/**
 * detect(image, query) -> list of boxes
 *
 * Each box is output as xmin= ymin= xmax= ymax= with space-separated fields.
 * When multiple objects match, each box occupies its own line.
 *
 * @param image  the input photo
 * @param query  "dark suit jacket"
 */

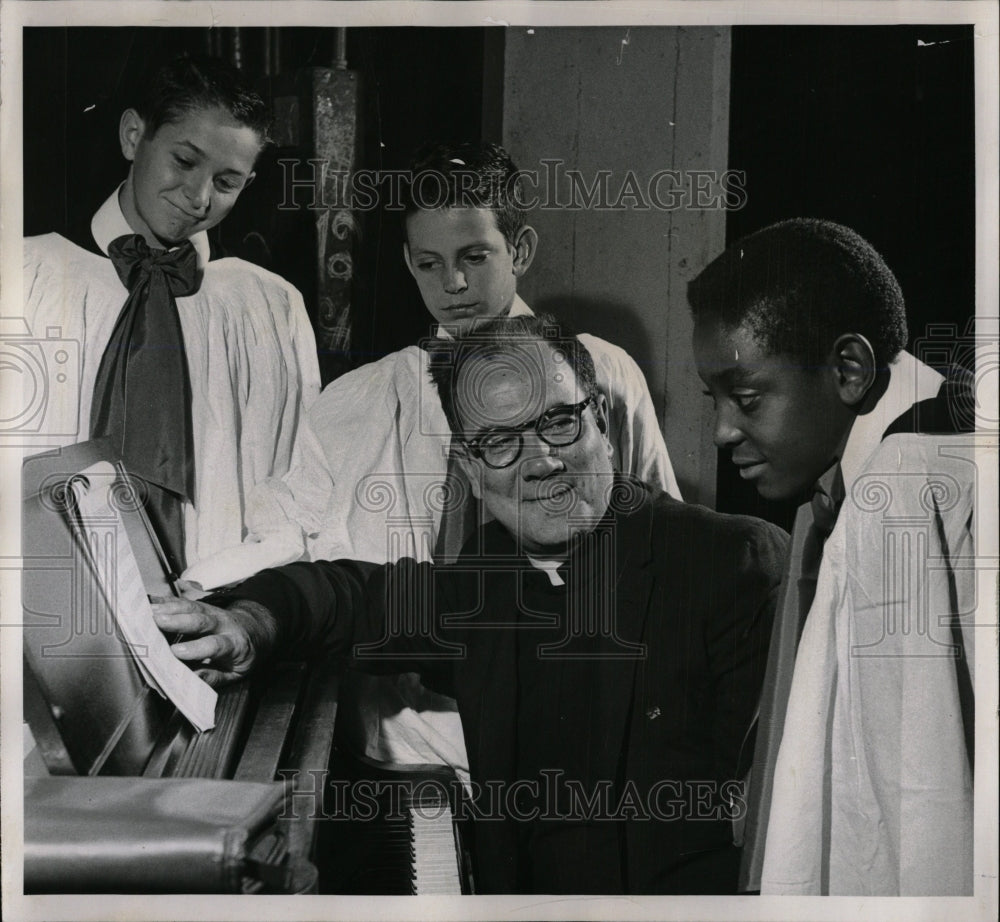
xmin=232 ymin=487 xmax=788 ymax=893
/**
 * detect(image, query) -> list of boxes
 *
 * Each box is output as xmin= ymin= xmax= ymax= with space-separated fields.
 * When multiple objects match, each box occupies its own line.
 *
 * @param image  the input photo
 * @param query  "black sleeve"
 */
xmin=221 ymin=557 xmax=449 ymax=665
xmin=706 ymin=519 xmax=789 ymax=780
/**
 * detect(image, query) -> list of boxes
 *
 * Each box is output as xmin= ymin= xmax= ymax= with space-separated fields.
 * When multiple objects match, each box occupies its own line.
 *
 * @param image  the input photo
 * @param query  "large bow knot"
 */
xmin=108 ymin=234 xmax=202 ymax=298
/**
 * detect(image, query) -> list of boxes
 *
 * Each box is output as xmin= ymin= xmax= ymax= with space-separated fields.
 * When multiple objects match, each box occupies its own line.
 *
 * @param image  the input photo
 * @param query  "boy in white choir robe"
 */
xmin=690 ymin=218 xmax=976 ymax=895
xmin=21 ymin=54 xmax=320 ymax=587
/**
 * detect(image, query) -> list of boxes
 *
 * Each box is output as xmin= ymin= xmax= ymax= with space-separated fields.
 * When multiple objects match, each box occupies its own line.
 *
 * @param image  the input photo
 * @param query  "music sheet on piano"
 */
xmin=68 ymin=462 xmax=217 ymax=732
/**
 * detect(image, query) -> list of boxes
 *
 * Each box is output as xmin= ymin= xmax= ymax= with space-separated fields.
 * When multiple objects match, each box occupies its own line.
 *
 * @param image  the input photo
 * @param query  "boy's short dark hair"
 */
xmin=136 ymin=53 xmax=270 ymax=146
xmin=687 ymin=218 xmax=908 ymax=369
xmin=402 ymin=141 xmax=527 ymax=246
xmin=428 ymin=314 xmax=599 ymax=436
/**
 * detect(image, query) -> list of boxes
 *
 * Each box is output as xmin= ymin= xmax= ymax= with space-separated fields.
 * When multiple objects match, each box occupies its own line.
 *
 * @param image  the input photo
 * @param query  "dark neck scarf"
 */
xmin=89 ymin=234 xmax=202 ymax=575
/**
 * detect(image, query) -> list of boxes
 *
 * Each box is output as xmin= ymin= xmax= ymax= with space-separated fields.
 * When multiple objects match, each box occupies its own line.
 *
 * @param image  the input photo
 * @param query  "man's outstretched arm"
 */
xmin=152 ymin=557 xmax=440 ymax=685
xmin=151 ymin=558 xmax=380 ymax=684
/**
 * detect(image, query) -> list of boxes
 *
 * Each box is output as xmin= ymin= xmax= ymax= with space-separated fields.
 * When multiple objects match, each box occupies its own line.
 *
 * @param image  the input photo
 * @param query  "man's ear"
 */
xmin=119 ymin=109 xmax=146 ymax=162
xmin=511 ymin=225 xmax=538 ymax=278
xmin=592 ymin=393 xmax=612 ymax=449
xmin=831 ymin=333 xmax=877 ymax=407
xmin=455 ymin=450 xmax=482 ymax=500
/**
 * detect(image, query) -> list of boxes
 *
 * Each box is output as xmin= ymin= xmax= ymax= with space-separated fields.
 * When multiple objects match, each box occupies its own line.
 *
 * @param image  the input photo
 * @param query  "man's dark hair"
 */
xmin=135 ymin=53 xmax=270 ymax=146
xmin=428 ymin=314 xmax=599 ymax=436
xmin=687 ymin=218 xmax=908 ymax=368
xmin=402 ymin=141 xmax=527 ymax=246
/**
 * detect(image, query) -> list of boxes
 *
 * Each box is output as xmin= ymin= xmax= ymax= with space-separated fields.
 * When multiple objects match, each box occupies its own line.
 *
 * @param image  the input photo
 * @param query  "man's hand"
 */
xmin=151 ymin=597 xmax=278 ymax=688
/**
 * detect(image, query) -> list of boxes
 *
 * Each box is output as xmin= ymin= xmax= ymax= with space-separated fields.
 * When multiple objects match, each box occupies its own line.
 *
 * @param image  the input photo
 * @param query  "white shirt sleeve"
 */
xmin=578 ymin=333 xmax=681 ymax=499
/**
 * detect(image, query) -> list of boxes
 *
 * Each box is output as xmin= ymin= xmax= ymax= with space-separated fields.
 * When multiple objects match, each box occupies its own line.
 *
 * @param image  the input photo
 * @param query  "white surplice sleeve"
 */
xmin=578 ymin=333 xmax=681 ymax=500
xmin=170 ymin=258 xmax=322 ymax=590
xmin=243 ymin=346 xmax=450 ymax=571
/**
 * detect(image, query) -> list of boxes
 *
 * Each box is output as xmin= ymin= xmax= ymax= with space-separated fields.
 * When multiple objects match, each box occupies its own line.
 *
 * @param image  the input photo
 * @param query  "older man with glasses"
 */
xmin=152 ymin=314 xmax=788 ymax=895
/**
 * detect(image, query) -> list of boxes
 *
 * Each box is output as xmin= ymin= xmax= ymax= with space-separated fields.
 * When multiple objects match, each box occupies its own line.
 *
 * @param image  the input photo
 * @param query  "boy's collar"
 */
xmin=91 ymin=184 xmax=211 ymax=268
xmin=433 ymin=295 xmax=534 ymax=341
xmin=839 ymin=349 xmax=945 ymax=489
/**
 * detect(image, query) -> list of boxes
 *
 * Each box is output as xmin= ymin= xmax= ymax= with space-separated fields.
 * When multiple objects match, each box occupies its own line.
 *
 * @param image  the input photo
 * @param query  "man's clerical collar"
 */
xmin=527 ymin=557 xmax=567 ymax=587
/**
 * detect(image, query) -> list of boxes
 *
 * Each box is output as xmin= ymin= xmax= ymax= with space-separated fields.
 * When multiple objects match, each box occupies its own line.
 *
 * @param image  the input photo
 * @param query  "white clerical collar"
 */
xmin=433 ymin=294 xmax=534 ymax=341
xmin=91 ymin=184 xmax=211 ymax=268
xmin=527 ymin=556 xmax=566 ymax=587
xmin=839 ymin=349 xmax=944 ymax=490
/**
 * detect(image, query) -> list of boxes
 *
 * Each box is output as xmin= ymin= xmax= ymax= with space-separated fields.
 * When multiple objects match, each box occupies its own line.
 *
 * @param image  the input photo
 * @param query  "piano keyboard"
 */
xmin=410 ymin=792 xmax=462 ymax=894
xmin=317 ymin=750 xmax=472 ymax=894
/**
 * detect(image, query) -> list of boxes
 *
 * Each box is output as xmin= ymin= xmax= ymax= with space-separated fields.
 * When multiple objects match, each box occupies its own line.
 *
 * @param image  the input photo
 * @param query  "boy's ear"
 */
xmin=831 ymin=333 xmax=877 ymax=407
xmin=511 ymin=225 xmax=538 ymax=277
xmin=119 ymin=109 xmax=146 ymax=162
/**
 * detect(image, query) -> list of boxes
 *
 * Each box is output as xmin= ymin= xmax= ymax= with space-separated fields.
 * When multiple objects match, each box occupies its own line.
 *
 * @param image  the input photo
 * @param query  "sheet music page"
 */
xmin=68 ymin=462 xmax=217 ymax=732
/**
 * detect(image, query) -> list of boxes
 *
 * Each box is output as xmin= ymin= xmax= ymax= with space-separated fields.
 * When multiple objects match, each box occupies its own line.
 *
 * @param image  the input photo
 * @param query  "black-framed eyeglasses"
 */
xmin=463 ymin=395 xmax=595 ymax=469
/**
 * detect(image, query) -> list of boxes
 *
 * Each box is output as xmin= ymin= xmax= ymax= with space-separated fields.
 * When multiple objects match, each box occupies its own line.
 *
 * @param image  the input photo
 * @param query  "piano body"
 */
xmin=21 ymin=440 xmax=471 ymax=894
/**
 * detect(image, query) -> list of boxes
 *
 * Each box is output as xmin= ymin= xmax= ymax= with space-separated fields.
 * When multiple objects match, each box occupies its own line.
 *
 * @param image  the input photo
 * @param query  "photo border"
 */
xmin=2 ymin=3 xmax=997 ymax=921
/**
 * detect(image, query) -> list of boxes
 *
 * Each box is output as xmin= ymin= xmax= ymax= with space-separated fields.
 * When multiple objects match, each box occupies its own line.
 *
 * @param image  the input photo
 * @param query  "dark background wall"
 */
xmin=722 ymin=24 xmax=975 ymax=526
xmin=22 ymin=24 xmax=975 ymax=524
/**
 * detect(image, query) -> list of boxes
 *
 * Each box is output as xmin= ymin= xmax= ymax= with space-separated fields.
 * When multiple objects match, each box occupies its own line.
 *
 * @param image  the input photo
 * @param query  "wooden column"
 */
xmin=500 ymin=26 xmax=731 ymax=507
